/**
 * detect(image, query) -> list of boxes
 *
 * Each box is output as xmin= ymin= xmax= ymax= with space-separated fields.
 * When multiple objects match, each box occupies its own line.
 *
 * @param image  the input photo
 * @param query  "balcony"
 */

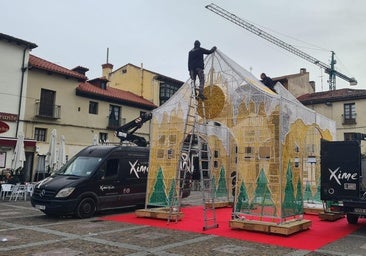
xmin=342 ymin=117 xmax=356 ymax=125
xmin=35 ymin=102 xmax=61 ymax=119
xmin=107 ymin=119 xmax=121 ymax=130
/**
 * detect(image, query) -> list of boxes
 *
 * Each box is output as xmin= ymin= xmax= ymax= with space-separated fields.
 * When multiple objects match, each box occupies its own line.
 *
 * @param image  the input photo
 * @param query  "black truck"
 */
xmin=31 ymin=113 xmax=191 ymax=218
xmin=321 ymin=139 xmax=366 ymax=224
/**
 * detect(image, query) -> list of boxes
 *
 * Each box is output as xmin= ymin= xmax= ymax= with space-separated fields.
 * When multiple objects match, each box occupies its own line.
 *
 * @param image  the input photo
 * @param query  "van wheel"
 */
xmin=75 ymin=197 xmax=96 ymax=219
xmin=346 ymin=213 xmax=359 ymax=224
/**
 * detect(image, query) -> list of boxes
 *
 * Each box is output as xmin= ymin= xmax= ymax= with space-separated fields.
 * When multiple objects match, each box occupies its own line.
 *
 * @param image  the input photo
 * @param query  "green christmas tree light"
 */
xmin=282 ymin=161 xmax=296 ymax=217
xmin=304 ymin=180 xmax=313 ymax=203
xmin=295 ymin=177 xmax=304 ymax=214
xmin=235 ymin=181 xmax=249 ymax=212
xmin=149 ymin=167 xmax=168 ymax=206
xmin=252 ymin=168 xmax=276 ymax=216
xmin=216 ymin=166 xmax=228 ymax=197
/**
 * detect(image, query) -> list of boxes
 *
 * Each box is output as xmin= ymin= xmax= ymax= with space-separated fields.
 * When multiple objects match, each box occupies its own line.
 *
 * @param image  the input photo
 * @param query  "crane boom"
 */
xmin=114 ymin=112 xmax=152 ymax=147
xmin=205 ymin=3 xmax=357 ymax=90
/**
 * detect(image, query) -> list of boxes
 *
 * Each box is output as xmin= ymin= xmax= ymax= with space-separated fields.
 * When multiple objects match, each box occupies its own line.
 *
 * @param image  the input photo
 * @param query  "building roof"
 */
xmin=273 ymin=68 xmax=308 ymax=81
xmin=76 ymin=82 xmax=157 ymax=110
xmin=297 ymin=88 xmax=366 ymax=105
xmin=29 ymin=55 xmax=87 ymax=81
xmin=155 ymin=74 xmax=184 ymax=85
xmin=114 ymin=63 xmax=184 ymax=85
xmin=0 ymin=33 xmax=38 ymax=49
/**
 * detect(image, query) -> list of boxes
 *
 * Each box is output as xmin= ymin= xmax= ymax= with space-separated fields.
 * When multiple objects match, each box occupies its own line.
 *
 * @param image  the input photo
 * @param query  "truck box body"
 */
xmin=321 ymin=140 xmax=366 ymax=224
xmin=321 ymin=140 xmax=361 ymax=201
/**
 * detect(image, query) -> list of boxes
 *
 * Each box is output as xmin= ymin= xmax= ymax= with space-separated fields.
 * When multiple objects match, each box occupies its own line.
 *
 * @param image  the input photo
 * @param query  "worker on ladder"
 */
xmin=188 ymin=40 xmax=216 ymax=100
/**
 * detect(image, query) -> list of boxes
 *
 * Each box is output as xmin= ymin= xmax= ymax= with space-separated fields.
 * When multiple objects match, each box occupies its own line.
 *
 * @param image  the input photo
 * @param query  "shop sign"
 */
xmin=0 ymin=121 xmax=9 ymax=133
xmin=0 ymin=112 xmax=18 ymax=122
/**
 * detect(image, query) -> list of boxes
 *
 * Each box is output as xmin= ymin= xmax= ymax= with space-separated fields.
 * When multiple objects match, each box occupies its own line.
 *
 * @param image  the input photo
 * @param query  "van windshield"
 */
xmin=58 ymin=156 xmax=102 ymax=177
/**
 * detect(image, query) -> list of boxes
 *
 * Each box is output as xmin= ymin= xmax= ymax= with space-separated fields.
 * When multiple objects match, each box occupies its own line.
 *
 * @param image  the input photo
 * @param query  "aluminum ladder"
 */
xmin=168 ymin=81 xmax=218 ymax=230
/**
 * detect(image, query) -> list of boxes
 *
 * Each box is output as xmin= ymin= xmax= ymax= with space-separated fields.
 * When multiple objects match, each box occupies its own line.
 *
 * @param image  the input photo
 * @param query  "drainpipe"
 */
xmin=140 ymin=63 xmax=144 ymax=97
xmin=16 ymin=47 xmax=28 ymax=137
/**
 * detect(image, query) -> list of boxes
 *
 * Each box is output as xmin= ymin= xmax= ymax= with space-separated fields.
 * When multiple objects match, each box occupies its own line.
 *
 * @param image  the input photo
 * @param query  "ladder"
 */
xmin=168 ymin=81 xmax=218 ymax=230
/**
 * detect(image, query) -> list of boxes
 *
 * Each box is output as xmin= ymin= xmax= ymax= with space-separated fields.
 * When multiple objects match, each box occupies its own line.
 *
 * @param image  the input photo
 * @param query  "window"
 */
xmin=294 ymin=157 xmax=300 ymax=168
xmin=343 ymin=103 xmax=356 ymax=124
xmin=214 ymin=150 xmax=219 ymax=158
xmin=108 ymin=105 xmax=121 ymax=129
xmin=344 ymin=132 xmax=365 ymax=141
xmin=101 ymin=81 xmax=107 ymax=90
xmin=169 ymin=134 xmax=176 ymax=144
xmin=89 ymin=101 xmax=98 ymax=114
xmin=214 ymin=161 xmax=218 ymax=168
xmin=157 ymin=149 xmax=164 ymax=158
xmin=159 ymin=135 xmax=165 ymax=144
xmin=38 ymin=89 xmax=60 ymax=118
xmin=244 ymin=146 xmax=253 ymax=158
xmin=99 ymin=133 xmax=108 ymax=144
xmin=259 ymin=147 xmax=270 ymax=159
xmin=34 ymin=128 xmax=47 ymax=141
xmin=104 ymin=159 xmax=119 ymax=178
xmin=159 ymin=83 xmax=181 ymax=105
xmin=167 ymin=149 xmax=174 ymax=159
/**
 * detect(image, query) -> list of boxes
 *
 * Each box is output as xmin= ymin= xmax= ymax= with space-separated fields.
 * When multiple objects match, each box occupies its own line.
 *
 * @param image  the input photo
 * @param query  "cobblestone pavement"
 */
xmin=1 ymin=192 xmax=366 ymax=256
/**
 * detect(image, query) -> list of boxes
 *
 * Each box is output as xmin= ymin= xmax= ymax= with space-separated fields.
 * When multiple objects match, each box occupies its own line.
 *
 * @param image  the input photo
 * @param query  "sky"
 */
xmin=1 ymin=0 xmax=365 ymax=92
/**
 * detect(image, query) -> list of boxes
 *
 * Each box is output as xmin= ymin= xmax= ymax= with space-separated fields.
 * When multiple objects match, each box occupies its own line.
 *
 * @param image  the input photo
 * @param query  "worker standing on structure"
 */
xmin=188 ymin=40 xmax=216 ymax=100
xmin=260 ymin=73 xmax=276 ymax=93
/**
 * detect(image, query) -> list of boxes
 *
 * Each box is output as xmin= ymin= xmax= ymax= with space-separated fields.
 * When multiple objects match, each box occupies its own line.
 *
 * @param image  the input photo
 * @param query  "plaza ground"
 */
xmin=1 ymin=192 xmax=366 ymax=256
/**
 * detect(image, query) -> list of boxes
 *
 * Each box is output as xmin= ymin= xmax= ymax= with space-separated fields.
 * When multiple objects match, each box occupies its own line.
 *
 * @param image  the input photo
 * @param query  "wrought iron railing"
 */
xmin=35 ymin=102 xmax=61 ymax=119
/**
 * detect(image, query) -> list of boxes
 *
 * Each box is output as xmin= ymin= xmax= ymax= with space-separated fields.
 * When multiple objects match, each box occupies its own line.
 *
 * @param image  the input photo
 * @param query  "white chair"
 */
xmin=1 ymin=184 xmax=14 ymax=200
xmin=9 ymin=184 xmax=27 ymax=201
xmin=26 ymin=183 xmax=34 ymax=197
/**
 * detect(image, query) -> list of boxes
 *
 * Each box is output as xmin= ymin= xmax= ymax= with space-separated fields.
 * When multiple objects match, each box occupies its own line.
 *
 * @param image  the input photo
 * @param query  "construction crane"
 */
xmin=205 ymin=3 xmax=357 ymax=90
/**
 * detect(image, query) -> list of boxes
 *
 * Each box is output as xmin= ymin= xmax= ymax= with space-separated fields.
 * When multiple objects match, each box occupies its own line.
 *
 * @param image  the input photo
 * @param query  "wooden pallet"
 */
xmin=304 ymin=207 xmax=323 ymax=215
xmin=229 ymin=218 xmax=312 ymax=236
xmin=135 ymin=208 xmax=183 ymax=221
xmin=205 ymin=201 xmax=232 ymax=208
xmin=318 ymin=212 xmax=344 ymax=221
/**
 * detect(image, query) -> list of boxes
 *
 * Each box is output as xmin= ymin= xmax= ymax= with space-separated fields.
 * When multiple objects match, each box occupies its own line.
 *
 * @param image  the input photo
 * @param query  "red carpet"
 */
xmin=100 ymin=206 xmax=361 ymax=251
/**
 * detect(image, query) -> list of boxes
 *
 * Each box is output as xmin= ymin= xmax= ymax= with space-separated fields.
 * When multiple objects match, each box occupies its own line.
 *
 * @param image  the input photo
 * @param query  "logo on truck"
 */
xmin=328 ymin=167 xmax=358 ymax=186
xmin=129 ymin=160 xmax=148 ymax=178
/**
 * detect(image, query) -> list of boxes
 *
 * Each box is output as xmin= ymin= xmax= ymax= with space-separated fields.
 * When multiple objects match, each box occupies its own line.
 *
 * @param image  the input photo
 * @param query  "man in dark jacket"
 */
xmin=4 ymin=172 xmax=18 ymax=184
xmin=260 ymin=73 xmax=276 ymax=93
xmin=188 ymin=40 xmax=216 ymax=100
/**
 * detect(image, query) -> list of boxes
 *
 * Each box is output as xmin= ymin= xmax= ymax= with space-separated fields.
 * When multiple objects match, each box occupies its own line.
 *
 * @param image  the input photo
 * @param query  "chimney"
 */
xmin=72 ymin=66 xmax=89 ymax=75
xmin=309 ymin=81 xmax=316 ymax=92
xmin=102 ymin=63 xmax=113 ymax=79
xmin=300 ymin=68 xmax=307 ymax=74
xmin=102 ymin=47 xmax=113 ymax=78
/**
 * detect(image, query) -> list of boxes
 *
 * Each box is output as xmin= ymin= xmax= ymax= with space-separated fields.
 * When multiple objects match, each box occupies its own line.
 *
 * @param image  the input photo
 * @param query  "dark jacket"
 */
xmin=5 ymin=175 xmax=18 ymax=184
xmin=188 ymin=47 xmax=215 ymax=71
xmin=261 ymin=76 xmax=275 ymax=92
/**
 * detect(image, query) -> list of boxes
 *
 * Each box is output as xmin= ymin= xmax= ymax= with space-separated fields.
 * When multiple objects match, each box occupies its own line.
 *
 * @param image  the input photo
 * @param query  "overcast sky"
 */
xmin=2 ymin=0 xmax=365 ymax=92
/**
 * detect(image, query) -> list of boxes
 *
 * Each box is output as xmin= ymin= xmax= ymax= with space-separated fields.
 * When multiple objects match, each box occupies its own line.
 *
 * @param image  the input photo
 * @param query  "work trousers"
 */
xmin=190 ymin=68 xmax=205 ymax=95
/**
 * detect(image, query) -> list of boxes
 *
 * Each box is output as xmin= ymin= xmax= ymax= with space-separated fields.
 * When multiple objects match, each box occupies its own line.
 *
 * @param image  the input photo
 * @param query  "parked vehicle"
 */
xmin=31 ymin=145 xmax=149 ymax=218
xmin=321 ymin=138 xmax=366 ymax=224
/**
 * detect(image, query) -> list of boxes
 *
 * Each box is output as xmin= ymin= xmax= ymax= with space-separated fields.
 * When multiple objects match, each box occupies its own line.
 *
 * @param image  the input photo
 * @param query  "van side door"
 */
xmin=116 ymin=152 xmax=149 ymax=206
xmin=97 ymin=158 xmax=120 ymax=209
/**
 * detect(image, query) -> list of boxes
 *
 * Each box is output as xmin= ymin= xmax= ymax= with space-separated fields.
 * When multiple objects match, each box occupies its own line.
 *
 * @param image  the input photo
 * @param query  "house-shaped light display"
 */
xmin=144 ymin=50 xmax=335 ymax=223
